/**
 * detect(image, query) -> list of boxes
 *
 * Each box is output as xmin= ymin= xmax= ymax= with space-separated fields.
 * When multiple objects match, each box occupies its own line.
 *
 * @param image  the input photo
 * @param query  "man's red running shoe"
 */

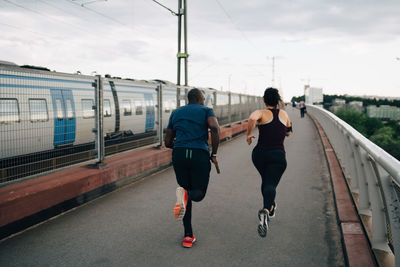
xmin=174 ymin=187 xmax=188 ymax=220
xmin=182 ymin=235 xmax=196 ymax=248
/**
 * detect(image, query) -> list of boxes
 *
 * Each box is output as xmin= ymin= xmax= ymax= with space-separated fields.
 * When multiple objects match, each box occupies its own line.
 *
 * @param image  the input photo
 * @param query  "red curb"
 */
xmin=0 ymin=147 xmax=172 ymax=228
xmin=308 ymin=114 xmax=376 ymax=267
xmin=0 ymin=121 xmax=248 ymax=234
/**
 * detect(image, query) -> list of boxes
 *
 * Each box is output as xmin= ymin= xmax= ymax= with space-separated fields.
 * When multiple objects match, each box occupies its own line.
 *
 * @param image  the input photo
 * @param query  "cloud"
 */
xmin=206 ymin=0 xmax=400 ymax=40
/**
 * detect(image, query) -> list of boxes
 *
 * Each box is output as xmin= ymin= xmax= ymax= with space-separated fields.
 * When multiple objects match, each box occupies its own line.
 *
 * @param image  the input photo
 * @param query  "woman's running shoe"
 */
xmin=258 ymin=209 xmax=269 ymax=237
xmin=174 ymin=187 xmax=188 ymax=220
xmin=182 ymin=235 xmax=196 ymax=248
xmin=269 ymin=203 xmax=277 ymax=219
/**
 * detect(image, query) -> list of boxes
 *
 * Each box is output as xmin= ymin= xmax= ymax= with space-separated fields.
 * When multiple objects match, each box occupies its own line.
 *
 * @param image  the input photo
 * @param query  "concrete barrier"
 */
xmin=309 ymin=114 xmax=376 ymax=267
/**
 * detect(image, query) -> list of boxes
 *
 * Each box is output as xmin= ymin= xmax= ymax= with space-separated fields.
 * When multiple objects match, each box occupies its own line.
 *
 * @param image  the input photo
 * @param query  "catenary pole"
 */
xmin=184 ymin=0 xmax=188 ymax=86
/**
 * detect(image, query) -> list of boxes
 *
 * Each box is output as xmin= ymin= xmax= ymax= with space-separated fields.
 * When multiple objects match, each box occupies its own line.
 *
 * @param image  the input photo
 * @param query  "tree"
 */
xmin=370 ymin=127 xmax=400 ymax=160
xmin=335 ymin=107 xmax=366 ymax=135
xmin=364 ymin=117 xmax=383 ymax=137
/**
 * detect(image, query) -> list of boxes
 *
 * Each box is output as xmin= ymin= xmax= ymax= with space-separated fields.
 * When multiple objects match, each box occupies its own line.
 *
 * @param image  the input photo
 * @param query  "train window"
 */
xmin=216 ymin=93 xmax=229 ymax=105
xmin=29 ymin=99 xmax=49 ymax=122
xmin=231 ymin=95 xmax=240 ymax=105
xmin=104 ymin=99 xmax=111 ymax=117
xmin=122 ymin=100 xmax=132 ymax=116
xmin=164 ymin=102 xmax=170 ymax=113
xmin=0 ymin=98 xmax=20 ymax=124
xmin=82 ymin=99 xmax=94 ymax=119
xmin=171 ymin=101 xmax=177 ymax=111
xmin=134 ymin=101 xmax=143 ymax=115
xmin=66 ymin=100 xmax=73 ymax=119
xmin=55 ymin=99 xmax=64 ymax=120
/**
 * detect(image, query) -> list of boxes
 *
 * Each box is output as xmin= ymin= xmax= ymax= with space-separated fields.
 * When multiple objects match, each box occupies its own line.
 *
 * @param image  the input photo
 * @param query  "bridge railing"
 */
xmin=308 ymin=105 xmax=400 ymax=266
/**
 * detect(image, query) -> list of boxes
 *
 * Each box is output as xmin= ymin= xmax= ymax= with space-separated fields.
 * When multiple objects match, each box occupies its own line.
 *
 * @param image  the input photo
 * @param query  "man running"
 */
xmin=165 ymin=88 xmax=220 ymax=248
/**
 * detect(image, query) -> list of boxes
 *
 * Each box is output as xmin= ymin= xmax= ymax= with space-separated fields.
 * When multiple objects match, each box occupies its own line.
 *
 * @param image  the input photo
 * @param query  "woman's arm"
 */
xmin=246 ymin=110 xmax=262 ymax=145
xmin=285 ymin=112 xmax=292 ymax=137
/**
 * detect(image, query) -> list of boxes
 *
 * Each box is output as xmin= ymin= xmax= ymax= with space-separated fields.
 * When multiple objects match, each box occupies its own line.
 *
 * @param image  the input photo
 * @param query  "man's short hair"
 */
xmin=188 ymin=88 xmax=203 ymax=103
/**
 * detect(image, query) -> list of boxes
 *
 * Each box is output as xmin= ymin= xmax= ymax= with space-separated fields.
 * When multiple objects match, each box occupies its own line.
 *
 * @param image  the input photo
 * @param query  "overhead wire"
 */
xmin=66 ymin=0 xmax=125 ymax=26
xmin=213 ymin=0 xmax=259 ymax=51
xmin=2 ymin=0 xmax=97 ymax=36
xmin=211 ymin=0 xmax=268 ymax=80
xmin=0 ymin=21 xmax=59 ymax=39
xmin=65 ymin=0 xmax=164 ymax=40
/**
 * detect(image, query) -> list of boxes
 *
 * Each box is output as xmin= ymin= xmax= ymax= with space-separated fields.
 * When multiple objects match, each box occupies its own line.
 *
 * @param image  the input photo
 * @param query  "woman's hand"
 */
xmin=247 ymin=135 xmax=255 ymax=145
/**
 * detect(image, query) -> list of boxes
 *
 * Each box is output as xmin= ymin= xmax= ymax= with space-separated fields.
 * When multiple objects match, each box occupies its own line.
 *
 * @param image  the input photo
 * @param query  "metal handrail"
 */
xmin=308 ymin=105 xmax=400 ymax=266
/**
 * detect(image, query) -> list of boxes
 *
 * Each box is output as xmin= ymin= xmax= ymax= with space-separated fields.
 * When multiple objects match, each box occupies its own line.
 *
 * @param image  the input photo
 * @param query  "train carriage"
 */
xmin=1 ymin=61 xmax=264 ymax=181
xmin=0 ymin=63 xmax=96 ymax=159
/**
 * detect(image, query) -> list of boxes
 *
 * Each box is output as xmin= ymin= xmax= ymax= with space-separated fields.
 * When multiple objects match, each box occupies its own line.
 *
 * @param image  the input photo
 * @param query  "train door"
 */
xmin=144 ymin=93 xmax=155 ymax=131
xmin=51 ymin=89 xmax=76 ymax=146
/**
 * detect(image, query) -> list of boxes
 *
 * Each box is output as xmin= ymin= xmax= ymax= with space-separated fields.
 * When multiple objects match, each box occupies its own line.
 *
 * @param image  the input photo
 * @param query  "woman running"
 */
xmin=246 ymin=87 xmax=292 ymax=237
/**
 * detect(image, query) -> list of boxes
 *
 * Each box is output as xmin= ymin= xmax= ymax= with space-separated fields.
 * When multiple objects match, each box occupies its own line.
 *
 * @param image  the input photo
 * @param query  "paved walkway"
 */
xmin=0 ymin=108 xmax=345 ymax=266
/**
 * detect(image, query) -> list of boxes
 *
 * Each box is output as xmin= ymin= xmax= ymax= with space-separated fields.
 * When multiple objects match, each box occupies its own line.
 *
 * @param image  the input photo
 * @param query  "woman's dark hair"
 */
xmin=263 ymin=87 xmax=282 ymax=107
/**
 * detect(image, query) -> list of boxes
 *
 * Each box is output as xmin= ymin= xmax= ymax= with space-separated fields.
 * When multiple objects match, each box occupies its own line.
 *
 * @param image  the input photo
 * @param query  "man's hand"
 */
xmin=210 ymin=156 xmax=220 ymax=174
xmin=164 ymin=129 xmax=176 ymax=148
xmin=247 ymin=135 xmax=255 ymax=145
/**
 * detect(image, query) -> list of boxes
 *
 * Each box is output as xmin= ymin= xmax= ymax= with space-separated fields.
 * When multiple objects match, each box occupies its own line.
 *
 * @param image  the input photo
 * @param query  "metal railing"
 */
xmin=1 ymin=68 xmax=264 ymax=185
xmin=308 ymin=105 xmax=400 ymax=266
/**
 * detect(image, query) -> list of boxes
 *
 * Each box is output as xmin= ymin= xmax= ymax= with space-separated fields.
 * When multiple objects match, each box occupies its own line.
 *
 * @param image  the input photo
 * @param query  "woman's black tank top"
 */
xmin=256 ymin=109 xmax=287 ymax=151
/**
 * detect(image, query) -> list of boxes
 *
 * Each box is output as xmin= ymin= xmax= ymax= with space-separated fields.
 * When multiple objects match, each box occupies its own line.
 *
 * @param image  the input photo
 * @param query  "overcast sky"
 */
xmin=1 ymin=0 xmax=400 ymax=100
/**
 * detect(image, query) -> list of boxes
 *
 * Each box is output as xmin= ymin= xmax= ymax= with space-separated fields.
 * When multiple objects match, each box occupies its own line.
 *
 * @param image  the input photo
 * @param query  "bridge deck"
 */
xmin=0 ymin=109 xmax=346 ymax=266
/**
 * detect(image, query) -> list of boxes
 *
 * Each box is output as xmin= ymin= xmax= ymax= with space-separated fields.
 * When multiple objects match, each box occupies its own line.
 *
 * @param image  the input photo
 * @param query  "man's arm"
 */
xmin=207 ymin=116 xmax=220 ymax=174
xmin=207 ymin=116 xmax=220 ymax=155
xmin=164 ymin=128 xmax=176 ymax=148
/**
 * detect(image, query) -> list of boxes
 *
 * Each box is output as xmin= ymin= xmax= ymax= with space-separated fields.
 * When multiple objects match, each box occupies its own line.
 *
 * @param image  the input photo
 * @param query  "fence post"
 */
xmin=228 ymin=92 xmax=232 ymax=124
xmin=89 ymin=75 xmax=107 ymax=168
xmin=156 ymin=84 xmax=163 ymax=148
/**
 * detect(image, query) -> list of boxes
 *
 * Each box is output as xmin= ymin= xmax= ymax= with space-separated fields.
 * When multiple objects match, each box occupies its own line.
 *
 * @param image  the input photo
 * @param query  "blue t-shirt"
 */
xmin=167 ymin=104 xmax=216 ymax=151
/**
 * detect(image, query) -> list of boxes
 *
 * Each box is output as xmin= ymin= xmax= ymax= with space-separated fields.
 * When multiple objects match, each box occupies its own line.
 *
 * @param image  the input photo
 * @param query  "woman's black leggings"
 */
xmin=252 ymin=147 xmax=287 ymax=210
xmin=172 ymin=148 xmax=211 ymax=237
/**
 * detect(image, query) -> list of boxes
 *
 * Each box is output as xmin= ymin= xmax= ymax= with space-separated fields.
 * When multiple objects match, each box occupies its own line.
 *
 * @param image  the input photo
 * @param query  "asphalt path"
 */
xmin=0 ymin=108 xmax=345 ymax=267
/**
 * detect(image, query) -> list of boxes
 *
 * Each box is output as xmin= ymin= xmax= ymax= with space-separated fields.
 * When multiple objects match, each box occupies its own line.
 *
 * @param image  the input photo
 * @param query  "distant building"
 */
xmin=348 ymin=101 xmax=364 ymax=113
xmin=330 ymin=98 xmax=346 ymax=113
xmin=305 ymin=86 xmax=323 ymax=105
xmin=333 ymin=99 xmax=346 ymax=105
xmin=366 ymin=105 xmax=400 ymax=120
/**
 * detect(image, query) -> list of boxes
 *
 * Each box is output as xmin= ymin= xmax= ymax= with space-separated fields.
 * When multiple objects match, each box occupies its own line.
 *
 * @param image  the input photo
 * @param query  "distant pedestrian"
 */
xmin=299 ymin=100 xmax=306 ymax=118
xmin=291 ymin=101 xmax=296 ymax=111
xmin=165 ymin=88 xmax=220 ymax=248
xmin=246 ymin=87 xmax=292 ymax=237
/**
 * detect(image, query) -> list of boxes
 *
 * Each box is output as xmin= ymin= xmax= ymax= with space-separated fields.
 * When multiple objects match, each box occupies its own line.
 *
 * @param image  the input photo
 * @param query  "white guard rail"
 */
xmin=308 ymin=105 xmax=400 ymax=266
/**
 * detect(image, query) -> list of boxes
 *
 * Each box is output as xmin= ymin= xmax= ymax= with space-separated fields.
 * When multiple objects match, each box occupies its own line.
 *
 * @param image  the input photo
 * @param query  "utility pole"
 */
xmin=267 ymin=56 xmax=282 ymax=87
xmin=177 ymin=0 xmax=189 ymax=86
xmin=271 ymin=56 xmax=275 ymax=87
xmin=151 ymin=0 xmax=189 ymax=86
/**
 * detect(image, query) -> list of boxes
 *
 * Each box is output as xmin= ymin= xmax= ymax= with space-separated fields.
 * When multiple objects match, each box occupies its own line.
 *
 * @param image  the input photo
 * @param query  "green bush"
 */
xmin=334 ymin=108 xmax=400 ymax=161
xmin=370 ymin=127 xmax=400 ymax=160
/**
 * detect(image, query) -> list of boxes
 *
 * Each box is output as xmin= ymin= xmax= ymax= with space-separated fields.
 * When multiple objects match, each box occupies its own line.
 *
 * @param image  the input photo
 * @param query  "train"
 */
xmin=0 ymin=60 xmax=264 ymax=164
